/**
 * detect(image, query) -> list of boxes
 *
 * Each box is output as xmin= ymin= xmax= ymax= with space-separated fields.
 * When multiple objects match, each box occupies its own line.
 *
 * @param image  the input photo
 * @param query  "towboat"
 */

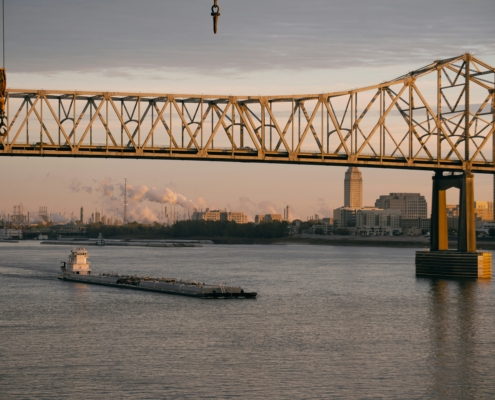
xmin=58 ymin=248 xmax=257 ymax=299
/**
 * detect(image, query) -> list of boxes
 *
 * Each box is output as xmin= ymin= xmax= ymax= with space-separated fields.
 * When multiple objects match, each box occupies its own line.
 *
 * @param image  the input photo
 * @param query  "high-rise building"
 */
xmin=375 ymin=193 xmax=427 ymax=219
xmin=344 ymin=167 xmax=363 ymax=208
xmin=80 ymin=207 xmax=84 ymax=223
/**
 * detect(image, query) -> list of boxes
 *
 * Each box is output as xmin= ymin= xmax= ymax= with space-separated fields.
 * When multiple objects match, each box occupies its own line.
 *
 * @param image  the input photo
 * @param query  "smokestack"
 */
xmin=124 ymin=177 xmax=128 ymax=224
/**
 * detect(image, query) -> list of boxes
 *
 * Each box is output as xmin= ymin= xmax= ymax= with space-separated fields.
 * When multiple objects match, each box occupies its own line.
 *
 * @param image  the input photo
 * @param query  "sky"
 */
xmin=1 ymin=0 xmax=494 ymax=222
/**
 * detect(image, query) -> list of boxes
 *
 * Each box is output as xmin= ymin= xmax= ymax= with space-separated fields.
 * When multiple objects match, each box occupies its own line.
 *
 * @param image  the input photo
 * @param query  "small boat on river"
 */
xmin=58 ymin=248 xmax=257 ymax=299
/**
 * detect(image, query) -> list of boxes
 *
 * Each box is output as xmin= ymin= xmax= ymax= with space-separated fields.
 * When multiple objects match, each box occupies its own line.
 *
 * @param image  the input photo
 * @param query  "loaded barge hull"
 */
xmin=58 ymin=247 xmax=257 ymax=299
xmin=59 ymin=274 xmax=257 ymax=299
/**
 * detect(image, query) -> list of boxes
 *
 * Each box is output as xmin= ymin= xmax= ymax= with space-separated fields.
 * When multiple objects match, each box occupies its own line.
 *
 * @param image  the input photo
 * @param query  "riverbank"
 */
xmin=9 ymin=235 xmax=495 ymax=250
xmin=40 ymin=238 xmax=213 ymax=247
xmin=213 ymin=235 xmax=495 ymax=250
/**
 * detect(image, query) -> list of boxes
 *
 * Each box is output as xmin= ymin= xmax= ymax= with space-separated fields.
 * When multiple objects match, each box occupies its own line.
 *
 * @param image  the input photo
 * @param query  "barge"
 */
xmin=58 ymin=248 xmax=257 ymax=299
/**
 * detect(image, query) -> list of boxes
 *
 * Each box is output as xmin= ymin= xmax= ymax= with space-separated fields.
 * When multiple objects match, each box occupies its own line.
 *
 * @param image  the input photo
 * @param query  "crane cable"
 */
xmin=211 ymin=0 xmax=220 ymax=34
xmin=0 ymin=0 xmax=6 ymax=137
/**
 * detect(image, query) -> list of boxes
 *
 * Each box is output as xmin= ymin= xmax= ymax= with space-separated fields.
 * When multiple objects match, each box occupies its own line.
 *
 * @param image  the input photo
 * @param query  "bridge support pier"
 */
xmin=416 ymin=171 xmax=492 ymax=278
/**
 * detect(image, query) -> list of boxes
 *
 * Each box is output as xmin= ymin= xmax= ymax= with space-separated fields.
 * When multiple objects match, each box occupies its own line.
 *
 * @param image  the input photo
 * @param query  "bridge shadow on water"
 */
xmin=416 ymin=276 xmax=491 ymax=398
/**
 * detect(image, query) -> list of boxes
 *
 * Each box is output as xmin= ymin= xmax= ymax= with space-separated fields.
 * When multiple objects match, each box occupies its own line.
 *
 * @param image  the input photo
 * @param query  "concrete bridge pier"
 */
xmin=416 ymin=171 xmax=492 ymax=278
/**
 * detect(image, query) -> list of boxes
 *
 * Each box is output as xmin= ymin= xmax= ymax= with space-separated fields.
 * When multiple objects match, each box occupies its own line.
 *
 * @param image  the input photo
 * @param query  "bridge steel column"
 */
xmin=430 ymin=172 xmax=476 ymax=252
xmin=418 ymin=171 xmax=491 ymax=278
xmin=430 ymin=171 xmax=448 ymax=251
xmin=458 ymin=172 xmax=476 ymax=253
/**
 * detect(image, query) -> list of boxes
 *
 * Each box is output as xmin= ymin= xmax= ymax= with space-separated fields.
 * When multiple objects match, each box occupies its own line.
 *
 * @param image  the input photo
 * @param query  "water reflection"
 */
xmin=70 ymin=282 xmax=90 ymax=300
xmin=424 ymin=278 xmax=480 ymax=398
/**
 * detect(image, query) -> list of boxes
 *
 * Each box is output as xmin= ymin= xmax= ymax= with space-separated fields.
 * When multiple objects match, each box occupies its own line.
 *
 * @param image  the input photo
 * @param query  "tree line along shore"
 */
xmin=81 ymin=220 xmax=495 ymax=250
xmin=85 ymin=220 xmax=290 ymax=240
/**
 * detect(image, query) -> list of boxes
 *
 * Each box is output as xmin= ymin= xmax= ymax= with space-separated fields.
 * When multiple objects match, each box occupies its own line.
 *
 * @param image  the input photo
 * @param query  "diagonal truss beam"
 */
xmin=1 ymin=54 xmax=494 ymax=173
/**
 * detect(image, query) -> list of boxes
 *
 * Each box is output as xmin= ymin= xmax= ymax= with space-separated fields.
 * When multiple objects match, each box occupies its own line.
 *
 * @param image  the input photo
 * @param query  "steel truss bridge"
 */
xmin=0 ymin=54 xmax=494 ymax=173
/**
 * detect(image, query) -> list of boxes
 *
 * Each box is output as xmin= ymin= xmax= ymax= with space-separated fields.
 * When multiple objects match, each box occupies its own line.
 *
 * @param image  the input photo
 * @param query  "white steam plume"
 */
xmin=119 ymin=183 xmax=198 ymax=212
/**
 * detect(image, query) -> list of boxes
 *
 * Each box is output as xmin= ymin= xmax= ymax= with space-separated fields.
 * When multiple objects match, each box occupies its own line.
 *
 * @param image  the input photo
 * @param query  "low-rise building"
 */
xmin=191 ymin=209 xmax=221 ymax=221
xmin=0 ymin=228 xmax=23 ymax=239
xmin=333 ymin=207 xmax=358 ymax=228
xmin=355 ymin=208 xmax=401 ymax=236
xmin=446 ymin=204 xmax=459 ymax=217
xmin=310 ymin=224 xmax=334 ymax=235
xmin=474 ymin=201 xmax=494 ymax=221
xmin=375 ymin=193 xmax=427 ymax=219
xmin=478 ymin=220 xmax=495 ymax=232
xmin=401 ymin=218 xmax=431 ymax=230
xmin=51 ymin=224 xmax=87 ymax=236
xmin=191 ymin=209 xmax=248 ymax=224
xmin=227 ymin=212 xmax=248 ymax=224
xmin=447 ymin=202 xmax=493 ymax=221
xmin=448 ymin=217 xmax=459 ymax=231
xmin=255 ymin=214 xmax=283 ymax=224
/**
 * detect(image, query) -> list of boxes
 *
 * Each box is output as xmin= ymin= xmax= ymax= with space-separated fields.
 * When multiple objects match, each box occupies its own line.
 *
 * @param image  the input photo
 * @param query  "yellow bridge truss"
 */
xmin=0 ymin=54 xmax=494 ymax=172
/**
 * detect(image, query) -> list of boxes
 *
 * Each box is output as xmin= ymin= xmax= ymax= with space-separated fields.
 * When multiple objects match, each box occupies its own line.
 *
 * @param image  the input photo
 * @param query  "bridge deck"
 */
xmin=1 ymin=54 xmax=494 ymax=172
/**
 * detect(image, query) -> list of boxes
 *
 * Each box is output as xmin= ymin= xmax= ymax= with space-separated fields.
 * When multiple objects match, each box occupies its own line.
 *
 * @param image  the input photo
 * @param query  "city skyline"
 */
xmin=1 ymin=1 xmax=494 ymax=223
xmin=3 ymin=2 xmax=495 ymax=398
xmin=2 ymin=168 xmax=495 ymax=225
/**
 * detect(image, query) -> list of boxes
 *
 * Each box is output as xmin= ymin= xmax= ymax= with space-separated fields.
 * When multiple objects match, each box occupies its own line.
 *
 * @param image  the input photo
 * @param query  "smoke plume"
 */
xmin=315 ymin=198 xmax=333 ymax=218
xmin=118 ymin=183 xmax=198 ymax=212
xmin=70 ymin=178 xmax=93 ymax=194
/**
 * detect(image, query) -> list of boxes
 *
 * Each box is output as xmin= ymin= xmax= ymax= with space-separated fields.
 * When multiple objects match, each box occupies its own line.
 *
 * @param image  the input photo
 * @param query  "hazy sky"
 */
xmin=1 ymin=0 xmax=494 ymax=222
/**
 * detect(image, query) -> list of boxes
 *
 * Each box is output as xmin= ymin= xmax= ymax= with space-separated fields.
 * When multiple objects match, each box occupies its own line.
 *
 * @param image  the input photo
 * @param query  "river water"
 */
xmin=1 ymin=242 xmax=494 ymax=399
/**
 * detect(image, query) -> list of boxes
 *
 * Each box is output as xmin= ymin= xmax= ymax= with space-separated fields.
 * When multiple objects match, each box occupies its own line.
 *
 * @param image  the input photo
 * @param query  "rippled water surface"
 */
xmin=1 ymin=242 xmax=495 ymax=399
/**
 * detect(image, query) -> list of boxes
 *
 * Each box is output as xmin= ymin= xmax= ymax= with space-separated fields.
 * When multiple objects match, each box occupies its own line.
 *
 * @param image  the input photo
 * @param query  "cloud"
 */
xmin=67 ymin=177 xmax=207 ymax=220
xmin=257 ymin=201 xmax=279 ymax=215
xmin=7 ymin=1 xmax=494 ymax=75
xmin=118 ymin=183 xmax=198 ymax=212
xmin=236 ymin=196 xmax=300 ymax=221
xmin=315 ymin=198 xmax=332 ymax=218
xmin=96 ymin=178 xmax=115 ymax=199
xmin=51 ymin=213 xmax=69 ymax=224
xmin=127 ymin=205 xmax=159 ymax=224
xmin=69 ymin=178 xmax=92 ymax=194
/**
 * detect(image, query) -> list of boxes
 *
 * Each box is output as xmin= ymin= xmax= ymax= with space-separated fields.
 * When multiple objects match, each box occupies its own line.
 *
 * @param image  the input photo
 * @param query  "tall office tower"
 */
xmin=80 ymin=207 xmax=84 ymax=223
xmin=344 ymin=167 xmax=363 ymax=208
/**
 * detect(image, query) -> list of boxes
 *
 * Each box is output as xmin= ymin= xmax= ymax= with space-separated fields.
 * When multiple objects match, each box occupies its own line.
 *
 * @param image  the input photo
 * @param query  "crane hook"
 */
xmin=211 ymin=0 xmax=220 ymax=34
xmin=0 ymin=69 xmax=6 ymax=137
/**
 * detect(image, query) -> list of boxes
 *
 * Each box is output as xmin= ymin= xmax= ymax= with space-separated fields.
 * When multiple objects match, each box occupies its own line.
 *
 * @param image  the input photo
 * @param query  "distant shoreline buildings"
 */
xmin=313 ymin=167 xmax=495 ymax=236
xmin=331 ymin=167 xmax=412 ymax=236
xmin=3 ymin=166 xmax=495 ymax=238
xmin=191 ymin=209 xmax=248 ymax=224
